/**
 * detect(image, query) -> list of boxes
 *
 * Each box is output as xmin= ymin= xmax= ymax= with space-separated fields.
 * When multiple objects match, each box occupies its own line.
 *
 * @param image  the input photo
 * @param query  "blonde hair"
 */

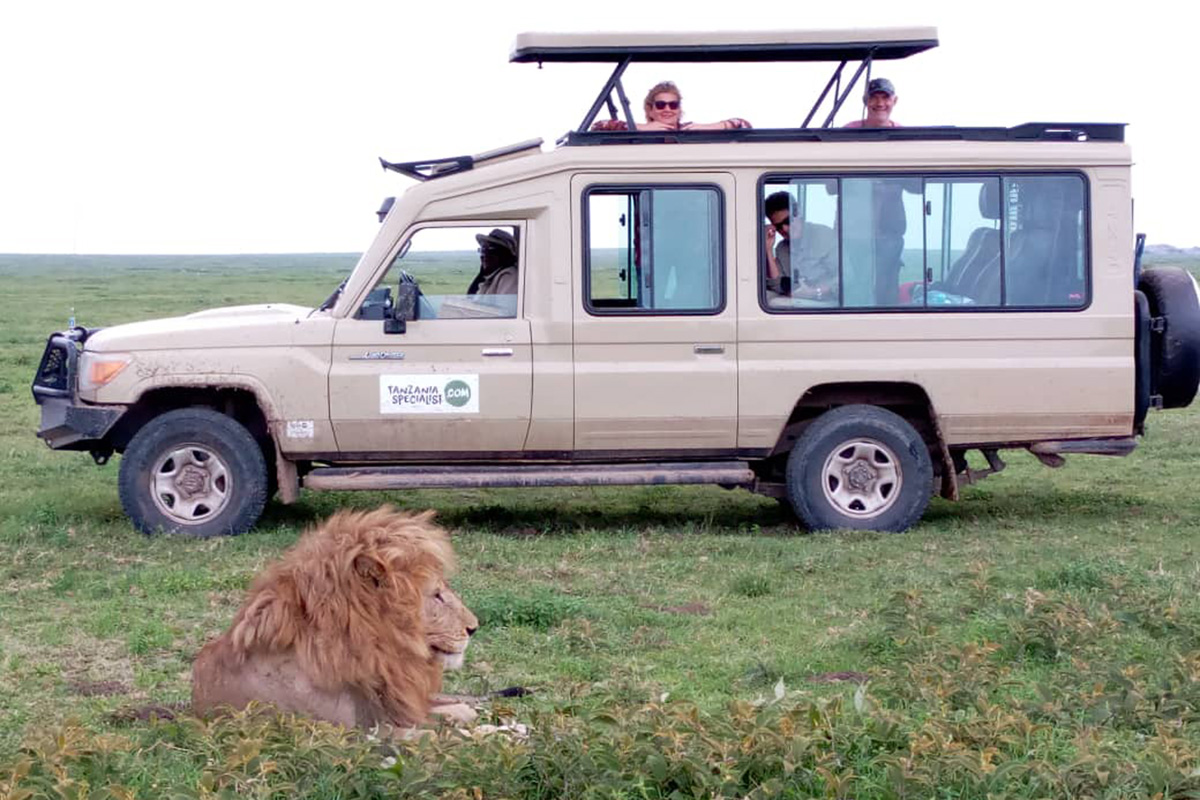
xmin=643 ymin=81 xmax=682 ymax=122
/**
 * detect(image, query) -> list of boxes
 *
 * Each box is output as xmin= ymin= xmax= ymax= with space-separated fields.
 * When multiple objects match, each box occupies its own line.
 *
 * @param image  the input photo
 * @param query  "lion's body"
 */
xmin=192 ymin=507 xmax=478 ymax=728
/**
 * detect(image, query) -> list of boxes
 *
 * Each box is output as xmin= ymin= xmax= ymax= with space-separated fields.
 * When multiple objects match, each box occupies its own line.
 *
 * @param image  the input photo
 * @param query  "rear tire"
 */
xmin=118 ymin=408 xmax=268 ymax=537
xmin=1139 ymin=267 xmax=1200 ymax=409
xmin=786 ymin=405 xmax=932 ymax=533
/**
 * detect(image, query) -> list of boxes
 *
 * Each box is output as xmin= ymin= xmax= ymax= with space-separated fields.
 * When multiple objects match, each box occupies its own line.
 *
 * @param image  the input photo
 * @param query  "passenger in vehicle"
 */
xmin=763 ymin=191 xmax=838 ymax=302
xmin=844 ymin=77 xmax=900 ymax=128
xmin=467 ymin=229 xmax=518 ymax=296
xmin=590 ymin=81 xmax=751 ymax=131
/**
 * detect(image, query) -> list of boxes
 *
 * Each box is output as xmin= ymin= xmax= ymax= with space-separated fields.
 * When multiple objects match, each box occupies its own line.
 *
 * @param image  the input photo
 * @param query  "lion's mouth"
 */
xmin=432 ymin=644 xmax=467 ymax=671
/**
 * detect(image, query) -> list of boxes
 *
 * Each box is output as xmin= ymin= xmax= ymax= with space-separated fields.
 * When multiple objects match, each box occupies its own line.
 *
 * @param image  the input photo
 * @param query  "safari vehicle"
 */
xmin=31 ymin=28 xmax=1200 ymax=536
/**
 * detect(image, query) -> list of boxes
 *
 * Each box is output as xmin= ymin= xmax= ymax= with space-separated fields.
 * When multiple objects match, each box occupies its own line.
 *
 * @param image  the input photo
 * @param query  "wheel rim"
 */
xmin=820 ymin=437 xmax=902 ymax=520
xmin=150 ymin=444 xmax=231 ymax=526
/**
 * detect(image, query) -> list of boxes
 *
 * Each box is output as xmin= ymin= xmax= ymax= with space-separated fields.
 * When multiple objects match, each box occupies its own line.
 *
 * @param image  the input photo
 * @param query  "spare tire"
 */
xmin=1138 ymin=266 xmax=1200 ymax=409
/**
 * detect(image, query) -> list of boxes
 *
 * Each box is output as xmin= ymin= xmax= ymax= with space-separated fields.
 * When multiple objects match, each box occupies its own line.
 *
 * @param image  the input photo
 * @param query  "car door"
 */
xmin=329 ymin=223 xmax=533 ymax=455
xmin=571 ymin=174 xmax=738 ymax=452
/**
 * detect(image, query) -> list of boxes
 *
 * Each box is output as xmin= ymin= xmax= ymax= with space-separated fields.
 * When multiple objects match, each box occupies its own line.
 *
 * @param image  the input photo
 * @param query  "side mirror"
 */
xmin=375 ymin=196 xmax=395 ymax=223
xmin=384 ymin=282 xmax=419 ymax=334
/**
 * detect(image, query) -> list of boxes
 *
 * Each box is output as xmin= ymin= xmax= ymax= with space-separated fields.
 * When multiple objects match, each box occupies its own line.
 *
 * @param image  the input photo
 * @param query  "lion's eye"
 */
xmin=434 ymin=590 xmax=444 ymax=603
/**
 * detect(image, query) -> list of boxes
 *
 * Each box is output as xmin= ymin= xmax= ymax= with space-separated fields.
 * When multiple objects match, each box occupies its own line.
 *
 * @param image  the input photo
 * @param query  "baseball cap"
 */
xmin=866 ymin=77 xmax=896 ymax=97
xmin=475 ymin=228 xmax=517 ymax=256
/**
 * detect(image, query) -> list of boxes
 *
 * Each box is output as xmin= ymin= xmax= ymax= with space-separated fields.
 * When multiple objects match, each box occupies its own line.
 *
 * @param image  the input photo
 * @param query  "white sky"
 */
xmin=1 ymin=0 xmax=1195 ymax=254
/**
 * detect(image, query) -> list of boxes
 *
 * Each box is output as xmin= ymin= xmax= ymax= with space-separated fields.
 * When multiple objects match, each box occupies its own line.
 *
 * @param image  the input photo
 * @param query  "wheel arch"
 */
xmin=768 ymin=381 xmax=957 ymax=500
xmin=109 ymin=384 xmax=275 ymax=453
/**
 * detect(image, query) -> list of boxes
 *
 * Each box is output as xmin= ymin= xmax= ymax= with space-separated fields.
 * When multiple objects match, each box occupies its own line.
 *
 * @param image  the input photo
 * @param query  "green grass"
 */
xmin=2 ymin=253 xmax=1200 ymax=797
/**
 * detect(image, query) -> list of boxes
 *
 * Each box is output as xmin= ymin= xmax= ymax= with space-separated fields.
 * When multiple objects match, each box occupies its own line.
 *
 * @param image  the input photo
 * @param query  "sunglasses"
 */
xmin=772 ymin=219 xmax=790 ymax=233
xmin=653 ymin=100 xmax=680 ymax=110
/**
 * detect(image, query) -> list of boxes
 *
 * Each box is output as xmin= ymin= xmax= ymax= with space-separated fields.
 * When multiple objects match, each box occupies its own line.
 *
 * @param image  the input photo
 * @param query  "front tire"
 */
xmin=785 ymin=405 xmax=933 ymax=533
xmin=118 ymin=408 xmax=268 ymax=537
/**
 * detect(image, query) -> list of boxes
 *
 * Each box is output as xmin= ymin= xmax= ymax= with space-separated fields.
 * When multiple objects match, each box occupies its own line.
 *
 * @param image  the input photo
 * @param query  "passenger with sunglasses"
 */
xmin=590 ymin=81 xmax=751 ymax=132
xmin=639 ymin=81 xmax=751 ymax=131
xmin=763 ymin=191 xmax=837 ymax=302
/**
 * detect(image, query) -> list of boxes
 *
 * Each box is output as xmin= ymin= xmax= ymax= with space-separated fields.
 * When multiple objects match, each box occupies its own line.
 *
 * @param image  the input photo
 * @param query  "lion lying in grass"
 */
xmin=192 ymin=506 xmax=479 ymax=729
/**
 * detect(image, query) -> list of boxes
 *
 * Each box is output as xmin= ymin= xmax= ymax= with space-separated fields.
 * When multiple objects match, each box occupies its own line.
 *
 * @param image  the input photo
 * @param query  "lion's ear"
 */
xmin=353 ymin=554 xmax=387 ymax=587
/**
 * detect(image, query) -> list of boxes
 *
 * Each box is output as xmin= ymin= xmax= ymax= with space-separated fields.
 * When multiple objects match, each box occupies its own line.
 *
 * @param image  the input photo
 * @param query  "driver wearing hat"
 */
xmin=467 ymin=228 xmax=519 ymax=296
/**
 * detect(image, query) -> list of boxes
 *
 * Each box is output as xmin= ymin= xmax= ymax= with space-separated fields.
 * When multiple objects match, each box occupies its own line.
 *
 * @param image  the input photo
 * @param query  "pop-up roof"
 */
xmin=512 ymin=27 xmax=938 ymax=132
xmin=510 ymin=27 xmax=938 ymax=63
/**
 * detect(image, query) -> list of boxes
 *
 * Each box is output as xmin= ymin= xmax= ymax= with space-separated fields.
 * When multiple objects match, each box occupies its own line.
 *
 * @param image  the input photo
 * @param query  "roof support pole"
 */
xmin=821 ymin=52 xmax=874 ymax=128
xmin=614 ymin=75 xmax=636 ymax=129
xmin=578 ymin=56 xmax=633 ymax=132
xmin=802 ymin=61 xmax=847 ymax=128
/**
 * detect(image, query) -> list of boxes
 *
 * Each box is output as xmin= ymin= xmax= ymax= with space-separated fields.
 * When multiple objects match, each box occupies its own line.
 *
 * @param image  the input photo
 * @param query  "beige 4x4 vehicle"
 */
xmin=32 ymin=28 xmax=1200 ymax=536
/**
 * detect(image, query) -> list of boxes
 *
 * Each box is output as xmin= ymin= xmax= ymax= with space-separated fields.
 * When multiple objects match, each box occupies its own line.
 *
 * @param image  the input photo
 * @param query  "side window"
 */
xmin=922 ymin=178 xmax=1002 ymax=306
xmin=585 ymin=186 xmax=723 ymax=314
xmin=761 ymin=180 xmax=840 ymax=309
xmin=760 ymin=173 xmax=1088 ymax=312
xmin=365 ymin=225 xmax=520 ymax=320
xmin=842 ymin=177 xmax=924 ymax=308
xmin=1002 ymin=175 xmax=1087 ymax=307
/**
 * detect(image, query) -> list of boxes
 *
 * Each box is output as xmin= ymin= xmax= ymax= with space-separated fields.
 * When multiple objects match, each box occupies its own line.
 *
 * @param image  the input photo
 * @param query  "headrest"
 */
xmin=979 ymin=181 xmax=1001 ymax=220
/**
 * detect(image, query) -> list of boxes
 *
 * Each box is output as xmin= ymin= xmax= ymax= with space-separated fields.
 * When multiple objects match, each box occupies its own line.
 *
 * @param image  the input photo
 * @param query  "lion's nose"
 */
xmin=466 ymin=624 xmax=478 ymax=637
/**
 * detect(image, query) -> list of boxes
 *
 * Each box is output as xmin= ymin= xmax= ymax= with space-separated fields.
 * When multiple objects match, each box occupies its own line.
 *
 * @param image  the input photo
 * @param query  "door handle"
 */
xmin=482 ymin=348 xmax=514 ymax=357
xmin=693 ymin=344 xmax=725 ymax=355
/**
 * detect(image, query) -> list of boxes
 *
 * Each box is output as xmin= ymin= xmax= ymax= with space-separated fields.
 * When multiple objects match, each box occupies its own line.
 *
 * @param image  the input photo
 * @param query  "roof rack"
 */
xmin=380 ymin=138 xmax=543 ymax=181
xmin=510 ymin=28 xmax=938 ymax=133
xmin=561 ymin=122 xmax=1126 ymax=147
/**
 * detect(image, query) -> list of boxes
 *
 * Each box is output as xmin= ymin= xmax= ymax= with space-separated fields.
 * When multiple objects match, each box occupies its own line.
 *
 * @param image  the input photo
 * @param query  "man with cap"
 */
xmin=467 ymin=228 xmax=519 ymax=296
xmin=844 ymin=78 xmax=900 ymax=128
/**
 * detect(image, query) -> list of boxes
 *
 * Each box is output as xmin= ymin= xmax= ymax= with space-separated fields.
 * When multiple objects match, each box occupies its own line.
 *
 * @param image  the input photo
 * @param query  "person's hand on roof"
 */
xmin=590 ymin=118 xmax=630 ymax=132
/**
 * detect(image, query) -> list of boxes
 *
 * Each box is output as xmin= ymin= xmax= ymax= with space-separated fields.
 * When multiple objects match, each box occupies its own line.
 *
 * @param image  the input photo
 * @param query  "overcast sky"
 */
xmin=1 ymin=1 xmax=1194 ymax=254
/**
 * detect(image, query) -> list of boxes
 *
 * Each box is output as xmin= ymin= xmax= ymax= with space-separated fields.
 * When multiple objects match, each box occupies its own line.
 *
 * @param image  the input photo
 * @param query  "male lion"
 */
xmin=191 ymin=506 xmax=479 ymax=729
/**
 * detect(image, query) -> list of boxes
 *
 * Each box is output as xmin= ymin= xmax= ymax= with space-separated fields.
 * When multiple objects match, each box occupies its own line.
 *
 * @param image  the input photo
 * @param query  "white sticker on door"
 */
xmin=379 ymin=374 xmax=479 ymax=414
xmin=285 ymin=420 xmax=314 ymax=438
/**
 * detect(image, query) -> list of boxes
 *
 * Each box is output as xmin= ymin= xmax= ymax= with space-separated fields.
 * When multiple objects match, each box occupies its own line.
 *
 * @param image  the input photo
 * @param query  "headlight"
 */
xmin=79 ymin=351 xmax=132 ymax=392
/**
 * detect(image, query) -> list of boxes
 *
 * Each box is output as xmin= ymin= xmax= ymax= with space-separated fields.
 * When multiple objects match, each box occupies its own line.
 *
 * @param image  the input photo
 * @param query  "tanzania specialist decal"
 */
xmin=380 ymin=374 xmax=479 ymax=414
xmin=286 ymin=420 xmax=315 ymax=439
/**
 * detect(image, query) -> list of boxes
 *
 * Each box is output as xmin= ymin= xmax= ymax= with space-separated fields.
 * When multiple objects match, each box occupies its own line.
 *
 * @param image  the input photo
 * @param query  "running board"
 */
xmin=1028 ymin=437 xmax=1137 ymax=456
xmin=303 ymin=461 xmax=757 ymax=492
xmin=1026 ymin=437 xmax=1137 ymax=468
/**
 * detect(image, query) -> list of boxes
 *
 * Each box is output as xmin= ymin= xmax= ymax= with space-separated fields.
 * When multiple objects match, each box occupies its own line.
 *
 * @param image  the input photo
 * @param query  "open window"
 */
xmin=363 ymin=225 xmax=521 ymax=322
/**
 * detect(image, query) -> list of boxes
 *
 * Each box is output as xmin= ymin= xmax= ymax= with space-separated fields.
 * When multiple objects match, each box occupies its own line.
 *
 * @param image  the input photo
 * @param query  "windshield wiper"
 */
xmin=314 ymin=279 xmax=347 ymax=315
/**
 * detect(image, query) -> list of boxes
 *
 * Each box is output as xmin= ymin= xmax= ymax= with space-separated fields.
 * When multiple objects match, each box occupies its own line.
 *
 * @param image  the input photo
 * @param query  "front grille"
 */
xmin=35 ymin=344 xmax=70 ymax=391
xmin=31 ymin=331 xmax=85 ymax=401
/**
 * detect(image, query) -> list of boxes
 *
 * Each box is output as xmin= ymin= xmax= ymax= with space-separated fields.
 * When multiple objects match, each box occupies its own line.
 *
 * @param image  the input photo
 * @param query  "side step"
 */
xmin=303 ymin=461 xmax=756 ymax=492
xmin=1026 ymin=437 xmax=1137 ymax=468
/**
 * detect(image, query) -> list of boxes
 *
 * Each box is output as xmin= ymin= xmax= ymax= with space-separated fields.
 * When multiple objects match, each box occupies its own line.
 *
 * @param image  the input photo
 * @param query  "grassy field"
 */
xmin=2 ymin=254 xmax=1200 ymax=798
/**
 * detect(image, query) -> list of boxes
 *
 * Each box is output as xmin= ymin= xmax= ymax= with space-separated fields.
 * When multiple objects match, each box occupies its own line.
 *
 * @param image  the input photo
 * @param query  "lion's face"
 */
xmin=425 ymin=580 xmax=478 ymax=671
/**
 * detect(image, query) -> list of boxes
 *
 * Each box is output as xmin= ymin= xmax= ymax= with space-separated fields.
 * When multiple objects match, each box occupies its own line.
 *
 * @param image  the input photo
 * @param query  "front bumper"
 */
xmin=36 ymin=395 xmax=124 ymax=450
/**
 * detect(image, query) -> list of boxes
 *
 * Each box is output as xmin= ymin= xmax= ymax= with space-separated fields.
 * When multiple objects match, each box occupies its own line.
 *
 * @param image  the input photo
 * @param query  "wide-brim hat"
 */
xmin=475 ymin=228 xmax=517 ymax=256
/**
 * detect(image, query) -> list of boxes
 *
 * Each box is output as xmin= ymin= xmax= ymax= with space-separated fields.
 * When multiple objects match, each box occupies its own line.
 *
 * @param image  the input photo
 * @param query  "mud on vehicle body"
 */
xmin=31 ymin=28 xmax=1200 ymax=536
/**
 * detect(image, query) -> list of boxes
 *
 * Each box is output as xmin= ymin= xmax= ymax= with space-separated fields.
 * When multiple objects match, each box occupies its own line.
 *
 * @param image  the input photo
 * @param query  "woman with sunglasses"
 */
xmin=590 ymin=81 xmax=750 ymax=132
xmin=639 ymin=81 xmax=751 ymax=131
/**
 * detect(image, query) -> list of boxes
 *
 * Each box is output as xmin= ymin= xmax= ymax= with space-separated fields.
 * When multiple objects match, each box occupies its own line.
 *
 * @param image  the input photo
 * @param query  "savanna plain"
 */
xmin=2 ymin=253 xmax=1200 ymax=799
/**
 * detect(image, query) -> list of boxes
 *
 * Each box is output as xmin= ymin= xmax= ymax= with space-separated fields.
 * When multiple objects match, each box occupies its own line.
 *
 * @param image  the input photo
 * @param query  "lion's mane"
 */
xmin=192 ymin=506 xmax=459 ymax=727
